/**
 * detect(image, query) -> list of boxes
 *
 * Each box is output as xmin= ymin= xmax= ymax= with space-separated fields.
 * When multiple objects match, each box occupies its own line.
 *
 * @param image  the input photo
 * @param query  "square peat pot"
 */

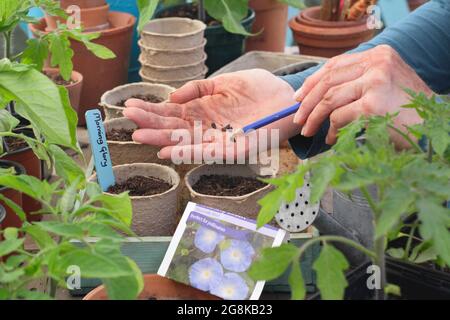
xmin=69 ymin=232 xmax=320 ymax=297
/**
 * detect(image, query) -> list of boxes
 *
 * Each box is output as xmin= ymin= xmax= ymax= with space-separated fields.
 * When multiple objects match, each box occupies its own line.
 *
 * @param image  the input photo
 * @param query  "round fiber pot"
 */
xmin=140 ymin=67 xmax=207 ymax=89
xmin=246 ymin=0 xmax=288 ymax=52
xmin=30 ymin=12 xmax=136 ymax=126
xmin=139 ymin=39 xmax=206 ymax=67
xmin=45 ymin=4 xmax=110 ymax=32
xmin=103 ymin=117 xmax=163 ymax=166
xmin=289 ymin=6 xmax=375 ymax=58
xmin=0 ymin=160 xmax=25 ymax=229
xmin=90 ymin=163 xmax=180 ymax=236
xmin=185 ymin=164 xmax=273 ymax=219
xmin=60 ymin=0 xmax=106 ymax=9
xmin=83 ymin=274 xmax=219 ymax=300
xmin=140 ymin=18 xmax=206 ymax=50
xmin=43 ymin=68 xmax=83 ymax=113
xmin=2 ymin=129 xmax=42 ymax=221
xmin=100 ymin=82 xmax=174 ymax=120
xmin=139 ymin=57 xmax=206 ymax=81
xmin=156 ymin=5 xmax=255 ymax=75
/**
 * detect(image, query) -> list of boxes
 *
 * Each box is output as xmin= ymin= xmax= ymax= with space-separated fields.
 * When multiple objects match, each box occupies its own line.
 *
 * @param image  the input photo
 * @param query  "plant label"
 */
xmin=158 ymin=202 xmax=287 ymax=300
xmin=85 ymin=109 xmax=115 ymax=191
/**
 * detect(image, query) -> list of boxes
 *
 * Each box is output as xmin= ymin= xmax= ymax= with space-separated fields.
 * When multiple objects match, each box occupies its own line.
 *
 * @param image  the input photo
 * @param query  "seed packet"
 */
xmin=158 ymin=202 xmax=287 ymax=300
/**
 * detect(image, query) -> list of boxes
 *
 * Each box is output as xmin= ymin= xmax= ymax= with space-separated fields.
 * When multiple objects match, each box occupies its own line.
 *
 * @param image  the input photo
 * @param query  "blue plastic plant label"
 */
xmin=158 ymin=202 xmax=287 ymax=300
xmin=85 ymin=109 xmax=115 ymax=191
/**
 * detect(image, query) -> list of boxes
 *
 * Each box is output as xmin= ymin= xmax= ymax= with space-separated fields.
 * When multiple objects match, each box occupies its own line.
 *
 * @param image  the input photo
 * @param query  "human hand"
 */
xmin=123 ymin=69 xmax=299 ymax=160
xmin=292 ymin=45 xmax=433 ymax=148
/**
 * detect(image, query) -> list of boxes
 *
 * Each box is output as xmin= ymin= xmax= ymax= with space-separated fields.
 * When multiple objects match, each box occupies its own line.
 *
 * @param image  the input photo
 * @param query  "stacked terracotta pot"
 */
xmin=139 ymin=18 xmax=208 ymax=88
xmin=45 ymin=0 xmax=110 ymax=32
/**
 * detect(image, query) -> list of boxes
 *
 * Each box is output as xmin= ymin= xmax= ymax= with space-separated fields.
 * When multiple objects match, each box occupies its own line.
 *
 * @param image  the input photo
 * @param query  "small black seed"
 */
xmin=295 ymin=203 xmax=299 ymax=207
xmin=312 ymin=211 xmax=316 ymax=215
xmin=305 ymin=221 xmax=309 ymax=225
xmin=291 ymin=213 xmax=294 ymax=217
xmin=300 ymin=211 xmax=304 ymax=215
xmin=280 ymin=219 xmax=284 ymax=222
xmin=297 ymin=225 xmax=300 ymax=229
xmin=286 ymin=204 xmax=289 ymax=209
xmin=305 ymin=201 xmax=309 ymax=205
xmin=299 ymin=193 xmax=303 ymax=197
xmin=287 ymin=225 xmax=290 ymax=228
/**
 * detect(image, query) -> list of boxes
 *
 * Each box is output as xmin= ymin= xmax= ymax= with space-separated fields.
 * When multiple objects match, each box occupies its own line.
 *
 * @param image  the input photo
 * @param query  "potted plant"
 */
xmin=29 ymin=3 xmax=136 ymax=123
xmin=100 ymin=82 xmax=174 ymax=120
xmin=90 ymin=163 xmax=180 ymax=237
xmin=289 ymin=0 xmax=376 ymax=57
xmin=0 ymin=56 xmax=144 ymax=299
xmin=249 ymin=92 xmax=450 ymax=299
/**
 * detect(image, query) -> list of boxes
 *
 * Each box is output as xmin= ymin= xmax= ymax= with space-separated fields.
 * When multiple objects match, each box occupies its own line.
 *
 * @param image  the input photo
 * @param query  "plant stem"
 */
xmin=427 ymin=140 xmax=433 ymax=163
xmin=198 ymin=0 xmax=206 ymax=22
xmin=387 ymin=124 xmax=423 ymax=154
xmin=4 ymin=31 xmax=12 ymax=59
xmin=374 ymin=235 xmax=386 ymax=300
xmin=403 ymin=222 xmax=418 ymax=260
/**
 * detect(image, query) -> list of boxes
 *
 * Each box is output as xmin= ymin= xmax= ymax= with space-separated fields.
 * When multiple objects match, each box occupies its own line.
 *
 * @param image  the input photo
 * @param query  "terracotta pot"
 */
xmin=60 ymin=0 xmax=106 ymax=9
xmin=100 ymin=82 xmax=174 ymax=120
xmin=246 ymin=0 xmax=288 ymax=52
xmin=140 ymin=18 xmax=206 ymax=50
xmin=185 ymin=164 xmax=273 ymax=220
xmin=0 ymin=160 xmax=25 ymax=229
xmin=140 ymin=67 xmax=207 ymax=89
xmin=289 ymin=6 xmax=375 ymax=58
xmin=45 ymin=4 xmax=110 ymax=32
xmin=43 ymin=68 xmax=83 ymax=114
xmin=138 ymin=39 xmax=207 ymax=67
xmin=408 ymin=0 xmax=428 ymax=11
xmin=90 ymin=163 xmax=180 ymax=236
xmin=2 ymin=129 xmax=42 ymax=222
xmin=83 ymin=274 xmax=219 ymax=300
xmin=139 ymin=57 xmax=207 ymax=81
xmin=30 ymin=12 xmax=136 ymax=126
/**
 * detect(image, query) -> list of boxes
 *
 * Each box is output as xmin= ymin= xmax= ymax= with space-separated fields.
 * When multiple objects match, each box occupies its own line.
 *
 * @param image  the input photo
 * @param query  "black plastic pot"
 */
xmin=156 ymin=4 xmax=255 ymax=75
xmin=310 ymin=257 xmax=450 ymax=300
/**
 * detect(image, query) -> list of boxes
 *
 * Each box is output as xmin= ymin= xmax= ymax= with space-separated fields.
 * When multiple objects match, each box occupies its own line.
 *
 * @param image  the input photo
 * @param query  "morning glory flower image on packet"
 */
xmin=158 ymin=202 xmax=287 ymax=300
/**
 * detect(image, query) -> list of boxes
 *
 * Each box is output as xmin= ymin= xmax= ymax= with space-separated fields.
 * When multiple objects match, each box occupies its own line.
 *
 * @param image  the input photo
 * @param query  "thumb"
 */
xmin=169 ymin=79 xmax=216 ymax=104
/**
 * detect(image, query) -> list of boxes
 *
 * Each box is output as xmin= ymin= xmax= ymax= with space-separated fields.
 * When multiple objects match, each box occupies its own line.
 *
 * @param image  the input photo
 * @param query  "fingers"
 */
xmin=122 ymin=107 xmax=190 ymax=129
xmin=293 ymin=51 xmax=368 ymax=102
xmin=124 ymin=99 xmax=183 ymax=118
xmin=169 ymin=79 xmax=216 ymax=104
xmin=132 ymin=128 xmax=193 ymax=147
xmin=293 ymin=63 xmax=366 ymax=125
xmin=325 ymin=100 xmax=363 ymax=145
xmin=301 ymin=78 xmax=364 ymax=137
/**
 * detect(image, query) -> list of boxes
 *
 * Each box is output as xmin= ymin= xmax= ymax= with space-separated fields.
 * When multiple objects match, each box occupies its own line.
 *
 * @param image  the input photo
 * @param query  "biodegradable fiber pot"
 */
xmin=83 ymin=274 xmax=219 ymax=300
xmin=2 ymin=128 xmax=42 ymax=221
xmin=103 ymin=117 xmax=162 ymax=166
xmin=185 ymin=164 xmax=273 ymax=220
xmin=45 ymin=4 xmax=110 ymax=32
xmin=100 ymin=82 xmax=175 ymax=120
xmin=30 ymin=12 xmax=135 ymax=126
xmin=90 ymin=163 xmax=180 ymax=236
xmin=246 ymin=0 xmax=289 ymax=52
xmin=139 ymin=39 xmax=207 ymax=67
xmin=44 ymin=68 xmax=83 ymax=114
xmin=139 ymin=56 xmax=207 ymax=81
xmin=0 ymin=160 xmax=24 ymax=229
xmin=289 ymin=6 xmax=375 ymax=58
xmin=140 ymin=68 xmax=207 ymax=89
xmin=140 ymin=17 xmax=206 ymax=50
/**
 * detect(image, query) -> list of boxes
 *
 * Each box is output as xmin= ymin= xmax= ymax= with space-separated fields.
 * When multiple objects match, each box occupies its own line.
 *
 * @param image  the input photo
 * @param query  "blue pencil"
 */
xmin=231 ymin=102 xmax=301 ymax=139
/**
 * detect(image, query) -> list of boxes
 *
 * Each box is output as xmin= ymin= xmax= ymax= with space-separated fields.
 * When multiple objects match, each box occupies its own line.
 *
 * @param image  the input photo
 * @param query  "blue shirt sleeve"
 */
xmin=283 ymin=0 xmax=450 ymax=159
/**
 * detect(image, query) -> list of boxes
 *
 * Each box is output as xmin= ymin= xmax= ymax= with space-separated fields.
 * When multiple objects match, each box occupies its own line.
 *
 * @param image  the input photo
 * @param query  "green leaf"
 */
xmin=47 ymin=32 xmax=74 ymax=81
xmin=0 ymin=109 xmax=19 ymax=132
xmin=23 ymin=224 xmax=56 ymax=250
xmin=49 ymin=145 xmax=85 ymax=186
xmin=3 ymin=227 xmax=18 ymax=240
xmin=21 ymin=38 xmax=49 ymax=71
xmin=59 ymin=178 xmax=80 ymax=213
xmin=248 ymin=244 xmax=298 ymax=280
xmin=35 ymin=221 xmax=84 ymax=238
xmin=310 ymin=161 xmax=337 ymax=204
xmin=0 ymin=174 xmax=49 ymax=201
xmin=256 ymin=188 xmax=283 ymax=228
xmin=0 ymin=238 xmax=24 ymax=256
xmin=16 ymin=290 xmax=52 ymax=300
xmin=65 ymin=29 xmax=115 ymax=59
xmin=288 ymin=259 xmax=306 ymax=300
xmin=313 ymin=244 xmax=349 ymax=300
xmin=0 ymin=194 xmax=26 ymax=222
xmin=417 ymin=199 xmax=450 ymax=266
xmin=386 ymin=247 xmax=404 ymax=259
xmin=83 ymin=41 xmax=116 ymax=59
xmin=0 ymin=63 xmax=78 ymax=149
xmin=91 ymin=192 xmax=133 ymax=226
xmin=204 ymin=0 xmax=253 ymax=36
xmin=137 ymin=0 xmax=160 ymax=33
xmin=376 ymin=184 xmax=415 ymax=239
xmin=413 ymin=246 xmax=437 ymax=264
xmin=0 ymin=268 xmax=25 ymax=283
xmin=384 ymin=283 xmax=401 ymax=297
xmin=103 ymin=258 xmax=143 ymax=300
